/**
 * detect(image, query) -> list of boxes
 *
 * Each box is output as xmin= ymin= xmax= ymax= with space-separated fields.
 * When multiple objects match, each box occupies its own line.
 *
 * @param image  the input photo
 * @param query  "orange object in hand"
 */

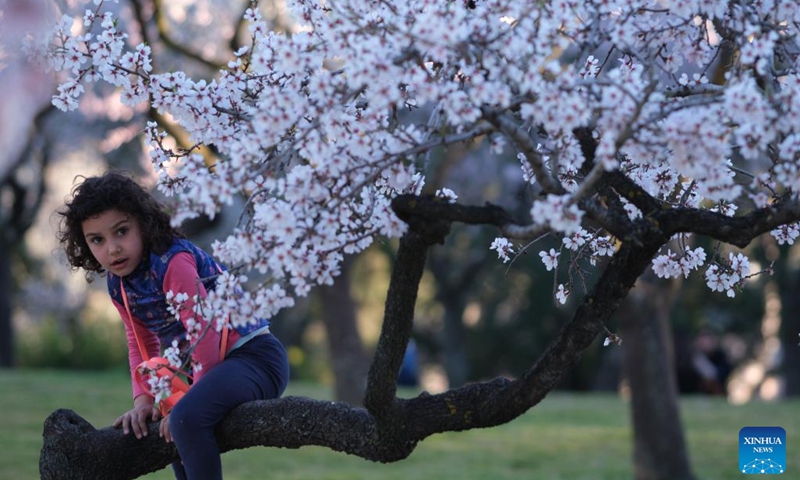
xmin=134 ymin=357 xmax=192 ymax=416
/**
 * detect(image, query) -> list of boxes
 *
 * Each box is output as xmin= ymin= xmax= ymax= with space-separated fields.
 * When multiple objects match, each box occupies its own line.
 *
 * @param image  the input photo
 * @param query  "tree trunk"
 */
xmin=441 ymin=297 xmax=469 ymax=387
xmin=318 ymin=255 xmax=370 ymax=406
xmin=0 ymin=115 xmax=51 ymax=368
xmin=429 ymin=252 xmax=487 ymax=389
xmin=778 ymin=259 xmax=800 ymax=396
xmin=0 ymin=242 xmax=13 ymax=367
xmin=620 ymin=273 xmax=694 ymax=480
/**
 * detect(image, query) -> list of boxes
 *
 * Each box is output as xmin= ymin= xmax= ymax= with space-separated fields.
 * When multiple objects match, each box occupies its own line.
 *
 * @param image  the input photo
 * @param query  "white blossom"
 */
xmin=531 ymin=194 xmax=584 ymax=235
xmin=490 ymin=237 xmax=515 ymax=263
xmin=556 ymin=284 xmax=569 ymax=305
xmin=41 ymin=0 xmax=800 ymax=314
xmin=562 ymin=229 xmax=589 ymax=251
xmin=163 ymin=340 xmax=183 ymax=369
xmin=435 ymin=188 xmax=458 ymax=203
xmin=772 ymin=223 xmax=800 ymax=245
xmin=539 ymin=248 xmax=560 ymax=271
xmin=652 ymin=253 xmax=680 ymax=279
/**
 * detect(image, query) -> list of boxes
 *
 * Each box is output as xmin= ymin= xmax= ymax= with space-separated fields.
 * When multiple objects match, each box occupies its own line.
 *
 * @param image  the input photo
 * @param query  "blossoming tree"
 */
xmin=38 ymin=0 xmax=800 ymax=478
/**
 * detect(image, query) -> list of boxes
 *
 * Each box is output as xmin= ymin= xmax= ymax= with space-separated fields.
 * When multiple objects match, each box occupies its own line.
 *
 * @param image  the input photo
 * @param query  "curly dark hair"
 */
xmin=57 ymin=171 xmax=184 ymax=281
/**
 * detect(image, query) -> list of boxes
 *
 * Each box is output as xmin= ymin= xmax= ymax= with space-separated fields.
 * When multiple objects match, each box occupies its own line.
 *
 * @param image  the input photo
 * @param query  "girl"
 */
xmin=58 ymin=171 xmax=290 ymax=480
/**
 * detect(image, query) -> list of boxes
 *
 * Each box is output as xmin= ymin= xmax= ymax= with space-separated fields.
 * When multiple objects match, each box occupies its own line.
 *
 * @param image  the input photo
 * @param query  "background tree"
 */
xmin=317 ymin=255 xmax=370 ymax=405
xmin=618 ymin=272 xmax=691 ymax=480
xmin=0 ymin=128 xmax=51 ymax=368
xmin=0 ymin=0 xmax=57 ymax=368
xmin=778 ymin=257 xmax=800 ymax=396
xmin=33 ymin=1 xmax=800 ymax=479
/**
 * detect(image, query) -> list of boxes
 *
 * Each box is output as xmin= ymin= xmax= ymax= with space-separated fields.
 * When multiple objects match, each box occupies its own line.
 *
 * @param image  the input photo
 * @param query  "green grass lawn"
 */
xmin=2 ymin=369 xmax=798 ymax=479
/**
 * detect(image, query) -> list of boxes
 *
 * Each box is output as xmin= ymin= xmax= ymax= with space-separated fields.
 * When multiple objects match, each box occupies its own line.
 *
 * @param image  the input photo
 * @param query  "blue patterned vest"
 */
xmin=107 ymin=238 xmax=269 ymax=346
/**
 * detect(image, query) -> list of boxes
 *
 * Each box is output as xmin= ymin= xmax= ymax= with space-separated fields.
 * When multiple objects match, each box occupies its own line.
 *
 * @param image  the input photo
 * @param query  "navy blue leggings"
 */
xmin=169 ymin=333 xmax=289 ymax=480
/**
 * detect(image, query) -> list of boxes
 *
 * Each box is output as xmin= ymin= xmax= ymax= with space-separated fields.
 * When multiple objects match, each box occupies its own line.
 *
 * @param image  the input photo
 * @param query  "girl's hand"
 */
xmin=113 ymin=395 xmax=160 ymax=439
xmin=159 ymin=414 xmax=172 ymax=443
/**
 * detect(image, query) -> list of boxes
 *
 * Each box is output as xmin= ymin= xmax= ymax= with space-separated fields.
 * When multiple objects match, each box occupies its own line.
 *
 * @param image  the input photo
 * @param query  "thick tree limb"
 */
xmin=41 ymin=228 xmax=657 ymax=477
xmin=42 ymin=190 xmax=795 ymax=479
xmin=392 ymin=194 xmax=515 ymax=228
xmin=39 ymin=196 xmax=645 ymax=478
xmin=364 ymin=223 xmax=439 ymax=422
xmin=572 ymin=126 xmax=800 ymax=249
xmin=657 ymin=198 xmax=800 ymax=248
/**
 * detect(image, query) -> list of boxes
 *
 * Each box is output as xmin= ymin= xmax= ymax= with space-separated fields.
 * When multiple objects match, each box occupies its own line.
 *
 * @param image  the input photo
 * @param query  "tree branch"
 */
xmin=485 ymin=112 xmax=565 ymax=195
xmin=392 ymin=194 xmax=516 ymax=229
xmin=45 ymin=192 xmax=783 ymax=479
xmin=41 ymin=228 xmax=660 ymax=478
xmin=363 ymin=223 xmax=441 ymax=422
xmin=657 ymin=197 xmax=800 ymax=248
xmin=152 ymin=0 xmax=227 ymax=70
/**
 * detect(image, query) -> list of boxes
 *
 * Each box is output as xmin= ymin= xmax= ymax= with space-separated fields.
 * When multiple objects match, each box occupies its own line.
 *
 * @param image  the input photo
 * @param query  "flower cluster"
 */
xmin=772 ymin=223 xmax=800 ymax=246
xmin=165 ymin=291 xmax=190 ymax=323
xmin=705 ymin=253 xmax=751 ymax=298
xmin=490 ymin=237 xmax=515 ymax=264
xmin=146 ymin=373 xmax=173 ymax=404
xmin=41 ymin=0 xmax=800 ymax=311
xmin=435 ymin=188 xmax=459 ymax=203
xmin=531 ymin=194 xmax=584 ymax=235
xmin=651 ymin=246 xmax=707 ymax=279
xmin=163 ymin=339 xmax=183 ymax=370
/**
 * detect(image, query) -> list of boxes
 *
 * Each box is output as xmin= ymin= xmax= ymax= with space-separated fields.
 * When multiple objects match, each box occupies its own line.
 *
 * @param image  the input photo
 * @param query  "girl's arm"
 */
xmin=162 ymin=252 xmax=226 ymax=382
xmin=112 ymin=299 xmax=161 ymax=399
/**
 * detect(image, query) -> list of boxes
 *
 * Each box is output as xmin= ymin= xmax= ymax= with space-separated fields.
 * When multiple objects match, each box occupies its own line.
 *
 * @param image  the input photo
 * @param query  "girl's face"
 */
xmin=82 ymin=209 xmax=144 ymax=277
